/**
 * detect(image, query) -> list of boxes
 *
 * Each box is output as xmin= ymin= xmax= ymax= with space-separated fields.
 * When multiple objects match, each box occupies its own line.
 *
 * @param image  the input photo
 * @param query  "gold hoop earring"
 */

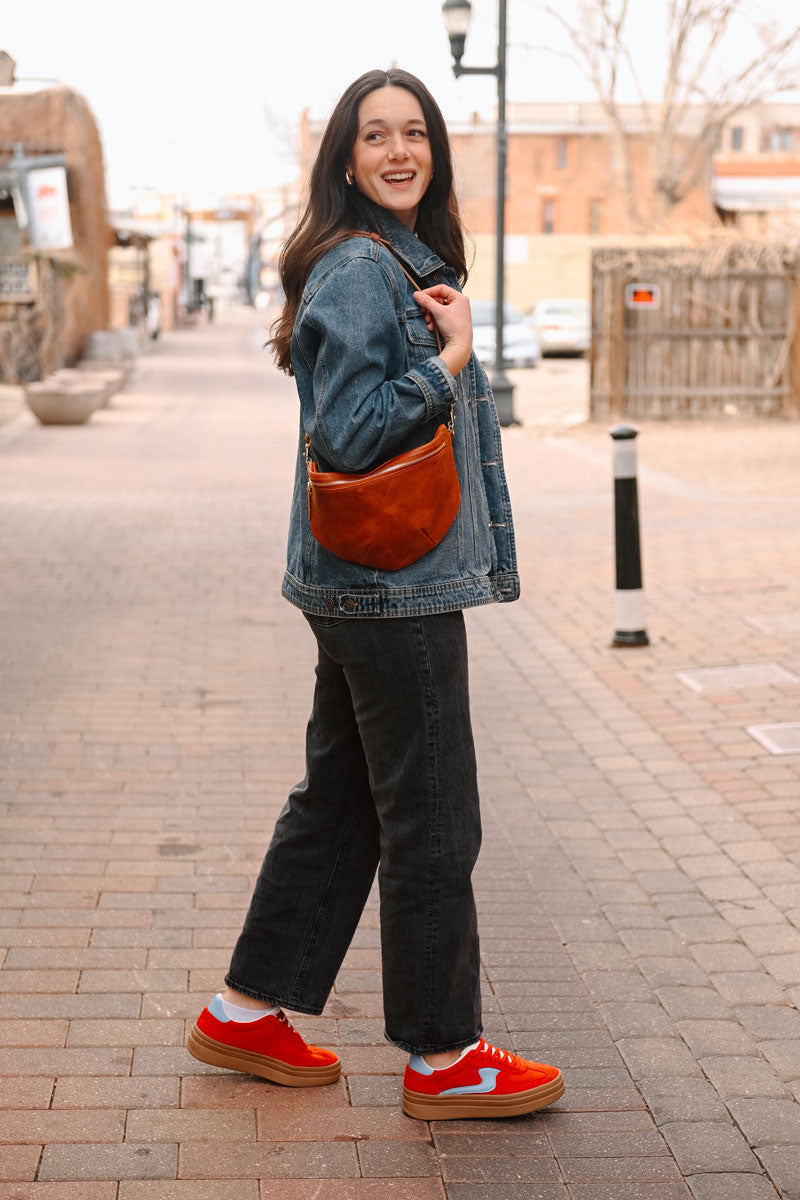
xmin=345 ymin=170 xmax=354 ymax=186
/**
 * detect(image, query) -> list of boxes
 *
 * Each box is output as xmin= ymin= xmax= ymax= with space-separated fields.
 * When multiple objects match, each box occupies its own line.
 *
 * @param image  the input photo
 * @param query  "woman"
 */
xmin=187 ymin=68 xmax=563 ymax=1121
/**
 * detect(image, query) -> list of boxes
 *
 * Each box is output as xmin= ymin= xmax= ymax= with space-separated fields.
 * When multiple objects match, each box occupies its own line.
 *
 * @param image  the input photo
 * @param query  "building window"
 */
xmin=556 ymin=136 xmax=568 ymax=169
xmin=769 ymin=128 xmax=794 ymax=151
xmin=731 ymin=125 xmax=744 ymax=151
xmin=589 ymin=199 xmax=602 ymax=235
xmin=542 ymin=199 xmax=555 ymax=234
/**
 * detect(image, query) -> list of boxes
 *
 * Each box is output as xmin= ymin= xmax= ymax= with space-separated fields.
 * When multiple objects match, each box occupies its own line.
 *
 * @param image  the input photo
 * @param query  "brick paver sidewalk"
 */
xmin=2 ymin=307 xmax=800 ymax=1199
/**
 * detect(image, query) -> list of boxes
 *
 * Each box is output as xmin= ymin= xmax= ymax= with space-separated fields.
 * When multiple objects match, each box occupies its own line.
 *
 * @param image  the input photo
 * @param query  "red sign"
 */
xmin=625 ymin=283 xmax=661 ymax=309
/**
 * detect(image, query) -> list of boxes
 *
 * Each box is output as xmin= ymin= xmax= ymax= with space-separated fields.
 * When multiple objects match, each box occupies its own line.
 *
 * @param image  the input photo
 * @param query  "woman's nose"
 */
xmin=387 ymin=134 xmax=409 ymax=159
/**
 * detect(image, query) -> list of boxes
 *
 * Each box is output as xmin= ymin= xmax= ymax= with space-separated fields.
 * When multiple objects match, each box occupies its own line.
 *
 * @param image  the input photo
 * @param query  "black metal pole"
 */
xmin=184 ymin=209 xmax=192 ymax=311
xmin=490 ymin=0 xmax=516 ymax=426
xmin=610 ymin=424 xmax=649 ymax=647
xmin=446 ymin=0 xmax=517 ymax=425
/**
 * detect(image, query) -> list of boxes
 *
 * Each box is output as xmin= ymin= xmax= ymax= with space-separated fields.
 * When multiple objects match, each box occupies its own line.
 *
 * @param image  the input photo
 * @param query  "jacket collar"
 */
xmin=358 ymin=197 xmax=446 ymax=281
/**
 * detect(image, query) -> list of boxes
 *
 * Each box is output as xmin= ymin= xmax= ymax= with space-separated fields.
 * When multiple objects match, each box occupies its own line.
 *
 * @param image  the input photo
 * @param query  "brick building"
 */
xmin=713 ymin=102 xmax=800 ymax=237
xmin=300 ymin=100 xmax=800 ymax=310
xmin=448 ymin=101 xmax=713 ymax=307
xmin=451 ymin=101 xmax=713 ymax=239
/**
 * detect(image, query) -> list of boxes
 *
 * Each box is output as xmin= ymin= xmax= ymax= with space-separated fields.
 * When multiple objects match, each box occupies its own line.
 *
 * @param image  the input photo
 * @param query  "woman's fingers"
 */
xmin=413 ymin=285 xmax=460 ymax=309
xmin=413 ymin=288 xmax=472 ymax=350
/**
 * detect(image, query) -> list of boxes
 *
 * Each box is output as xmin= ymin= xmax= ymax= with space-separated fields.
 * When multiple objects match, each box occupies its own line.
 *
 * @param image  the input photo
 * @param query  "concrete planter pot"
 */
xmin=24 ymin=381 xmax=105 ymax=425
xmin=85 ymin=327 xmax=139 ymax=363
xmin=53 ymin=367 xmax=124 ymax=408
xmin=84 ymin=330 xmax=123 ymax=361
xmin=78 ymin=359 xmax=135 ymax=388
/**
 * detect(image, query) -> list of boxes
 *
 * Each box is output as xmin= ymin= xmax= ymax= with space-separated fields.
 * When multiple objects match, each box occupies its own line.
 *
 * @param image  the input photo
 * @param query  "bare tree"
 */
xmin=262 ymin=103 xmax=302 ymax=171
xmin=534 ymin=0 xmax=800 ymax=230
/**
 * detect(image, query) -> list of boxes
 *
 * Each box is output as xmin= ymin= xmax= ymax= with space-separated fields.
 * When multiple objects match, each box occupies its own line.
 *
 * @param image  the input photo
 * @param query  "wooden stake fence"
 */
xmin=591 ymin=242 xmax=800 ymax=420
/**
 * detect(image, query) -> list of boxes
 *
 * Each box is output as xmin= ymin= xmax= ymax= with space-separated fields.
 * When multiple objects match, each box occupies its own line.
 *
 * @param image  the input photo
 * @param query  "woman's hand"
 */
xmin=413 ymin=286 xmax=472 ymax=377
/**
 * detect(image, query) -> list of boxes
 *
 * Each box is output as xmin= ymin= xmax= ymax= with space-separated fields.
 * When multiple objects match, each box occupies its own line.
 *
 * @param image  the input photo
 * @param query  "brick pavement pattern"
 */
xmin=2 ymin=307 xmax=800 ymax=1199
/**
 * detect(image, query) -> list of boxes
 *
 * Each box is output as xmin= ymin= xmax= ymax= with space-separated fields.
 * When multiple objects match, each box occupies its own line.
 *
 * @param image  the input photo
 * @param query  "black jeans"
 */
xmin=225 ymin=610 xmax=483 ymax=1054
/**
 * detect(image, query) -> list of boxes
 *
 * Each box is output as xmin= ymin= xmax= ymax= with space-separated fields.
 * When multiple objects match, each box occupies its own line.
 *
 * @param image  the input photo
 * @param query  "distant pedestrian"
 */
xmin=187 ymin=67 xmax=564 ymax=1121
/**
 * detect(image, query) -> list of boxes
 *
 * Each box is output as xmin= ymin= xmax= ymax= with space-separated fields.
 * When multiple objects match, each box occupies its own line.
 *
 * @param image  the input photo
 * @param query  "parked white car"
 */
xmin=470 ymin=300 xmax=541 ymax=368
xmin=530 ymin=298 xmax=591 ymax=356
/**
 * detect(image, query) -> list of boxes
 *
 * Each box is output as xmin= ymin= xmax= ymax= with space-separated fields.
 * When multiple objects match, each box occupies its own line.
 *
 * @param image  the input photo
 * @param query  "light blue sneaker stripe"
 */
xmin=440 ymin=1067 xmax=499 ymax=1096
xmin=208 ymin=993 xmax=230 ymax=1023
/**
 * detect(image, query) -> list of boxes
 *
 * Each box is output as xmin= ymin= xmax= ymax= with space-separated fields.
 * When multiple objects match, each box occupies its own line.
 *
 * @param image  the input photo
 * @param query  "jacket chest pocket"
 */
xmin=404 ymin=309 xmax=439 ymax=365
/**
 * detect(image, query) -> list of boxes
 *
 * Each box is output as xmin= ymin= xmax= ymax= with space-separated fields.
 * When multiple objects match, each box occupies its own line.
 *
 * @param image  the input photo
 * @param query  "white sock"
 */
xmin=426 ymin=1039 xmax=481 ymax=1069
xmin=219 ymin=994 xmax=281 ymax=1022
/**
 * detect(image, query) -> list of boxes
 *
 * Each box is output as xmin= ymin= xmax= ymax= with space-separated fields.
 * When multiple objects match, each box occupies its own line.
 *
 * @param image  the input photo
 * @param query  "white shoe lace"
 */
xmin=277 ymin=1011 xmax=306 ymax=1043
xmin=480 ymin=1039 xmax=518 ymax=1065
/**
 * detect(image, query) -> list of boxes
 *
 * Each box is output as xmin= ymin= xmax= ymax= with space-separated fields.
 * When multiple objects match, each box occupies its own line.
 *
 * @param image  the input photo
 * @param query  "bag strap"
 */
xmin=350 ymin=230 xmax=455 ymax=432
xmin=304 ymin=232 xmax=455 ymax=471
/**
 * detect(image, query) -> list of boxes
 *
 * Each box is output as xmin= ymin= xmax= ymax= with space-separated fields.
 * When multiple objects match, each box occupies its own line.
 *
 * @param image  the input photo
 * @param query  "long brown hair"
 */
xmin=271 ymin=68 xmax=468 ymax=375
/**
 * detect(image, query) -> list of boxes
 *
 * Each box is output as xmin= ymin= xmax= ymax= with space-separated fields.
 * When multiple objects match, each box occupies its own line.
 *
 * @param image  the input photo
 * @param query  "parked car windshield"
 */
xmin=470 ymin=301 xmax=526 ymax=326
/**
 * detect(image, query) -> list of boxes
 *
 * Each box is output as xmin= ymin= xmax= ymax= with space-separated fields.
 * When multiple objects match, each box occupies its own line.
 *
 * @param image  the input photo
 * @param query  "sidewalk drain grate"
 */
xmin=746 ymin=612 xmax=800 ymax=635
xmin=676 ymin=663 xmax=800 ymax=693
xmin=746 ymin=724 xmax=800 ymax=755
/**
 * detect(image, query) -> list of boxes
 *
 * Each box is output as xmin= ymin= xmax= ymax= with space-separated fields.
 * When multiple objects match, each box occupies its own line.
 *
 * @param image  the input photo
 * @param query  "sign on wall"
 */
xmin=27 ymin=166 xmax=73 ymax=251
xmin=0 ymin=261 xmax=34 ymax=301
xmin=625 ymin=282 xmax=661 ymax=309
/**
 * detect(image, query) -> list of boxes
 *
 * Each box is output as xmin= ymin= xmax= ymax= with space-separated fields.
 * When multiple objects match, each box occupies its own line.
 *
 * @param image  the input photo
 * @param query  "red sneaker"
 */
xmin=186 ymin=995 xmax=340 ymax=1087
xmin=402 ymin=1039 xmax=564 ymax=1120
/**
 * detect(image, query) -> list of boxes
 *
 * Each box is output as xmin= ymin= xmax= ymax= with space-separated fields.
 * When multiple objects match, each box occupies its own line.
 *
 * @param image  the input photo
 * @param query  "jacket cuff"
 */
xmin=407 ymin=355 xmax=458 ymax=418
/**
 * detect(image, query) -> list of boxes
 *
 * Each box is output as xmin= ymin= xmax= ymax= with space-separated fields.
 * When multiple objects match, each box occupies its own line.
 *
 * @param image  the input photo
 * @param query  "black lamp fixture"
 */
xmin=441 ymin=0 xmax=474 ymax=76
xmin=441 ymin=0 xmax=516 ymax=426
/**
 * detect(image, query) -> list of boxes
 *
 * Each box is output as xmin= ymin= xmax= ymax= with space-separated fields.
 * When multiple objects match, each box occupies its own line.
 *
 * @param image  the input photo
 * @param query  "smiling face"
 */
xmin=347 ymin=86 xmax=434 ymax=230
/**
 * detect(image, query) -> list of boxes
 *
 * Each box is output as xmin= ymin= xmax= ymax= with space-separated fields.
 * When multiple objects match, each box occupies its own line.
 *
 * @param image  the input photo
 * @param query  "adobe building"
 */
xmin=0 ymin=52 xmax=112 ymax=381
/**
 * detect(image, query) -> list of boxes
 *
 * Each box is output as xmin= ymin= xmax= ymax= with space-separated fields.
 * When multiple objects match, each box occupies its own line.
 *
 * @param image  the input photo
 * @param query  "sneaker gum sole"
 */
xmin=186 ymin=1025 xmax=341 ymax=1088
xmin=402 ymin=1070 xmax=564 ymax=1121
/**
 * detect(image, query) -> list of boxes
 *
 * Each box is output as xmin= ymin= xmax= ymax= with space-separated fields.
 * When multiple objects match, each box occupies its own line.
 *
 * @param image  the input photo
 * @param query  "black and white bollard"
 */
xmin=610 ymin=424 xmax=649 ymax=647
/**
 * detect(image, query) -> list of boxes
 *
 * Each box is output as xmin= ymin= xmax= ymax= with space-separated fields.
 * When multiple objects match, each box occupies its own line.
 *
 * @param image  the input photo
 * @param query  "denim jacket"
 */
xmin=282 ymin=202 xmax=519 ymax=618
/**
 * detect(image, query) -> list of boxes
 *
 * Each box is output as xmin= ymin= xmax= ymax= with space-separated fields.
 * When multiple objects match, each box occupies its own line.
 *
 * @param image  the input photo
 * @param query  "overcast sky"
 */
xmin=5 ymin=0 xmax=799 ymax=205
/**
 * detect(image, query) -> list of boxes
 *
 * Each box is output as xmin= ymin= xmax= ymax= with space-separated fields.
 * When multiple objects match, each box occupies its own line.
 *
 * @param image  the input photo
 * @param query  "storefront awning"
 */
xmin=714 ymin=175 xmax=800 ymax=212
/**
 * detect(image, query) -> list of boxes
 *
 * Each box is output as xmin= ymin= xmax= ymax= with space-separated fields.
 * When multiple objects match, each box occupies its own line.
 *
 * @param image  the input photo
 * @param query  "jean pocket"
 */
xmin=405 ymin=311 xmax=438 ymax=348
xmin=304 ymin=612 xmax=348 ymax=629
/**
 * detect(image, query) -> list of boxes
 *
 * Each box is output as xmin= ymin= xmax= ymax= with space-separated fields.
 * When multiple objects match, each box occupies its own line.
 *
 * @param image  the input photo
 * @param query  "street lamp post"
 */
xmin=183 ymin=207 xmax=193 ymax=312
xmin=442 ymin=0 xmax=516 ymax=426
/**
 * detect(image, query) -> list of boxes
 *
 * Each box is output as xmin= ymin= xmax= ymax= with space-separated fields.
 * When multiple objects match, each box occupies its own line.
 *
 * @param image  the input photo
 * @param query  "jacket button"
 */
xmin=325 ymin=597 xmax=335 ymax=609
xmin=342 ymin=597 xmax=358 ymax=611
xmin=432 ymin=271 xmax=443 ymax=282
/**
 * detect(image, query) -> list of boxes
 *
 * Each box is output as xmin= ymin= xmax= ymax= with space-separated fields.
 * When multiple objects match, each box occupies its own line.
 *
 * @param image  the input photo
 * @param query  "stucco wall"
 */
xmin=0 ymin=85 xmax=111 ymax=380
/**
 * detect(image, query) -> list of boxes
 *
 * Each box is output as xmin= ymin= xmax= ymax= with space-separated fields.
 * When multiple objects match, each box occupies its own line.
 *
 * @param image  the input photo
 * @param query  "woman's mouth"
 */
xmin=382 ymin=172 xmax=416 ymax=186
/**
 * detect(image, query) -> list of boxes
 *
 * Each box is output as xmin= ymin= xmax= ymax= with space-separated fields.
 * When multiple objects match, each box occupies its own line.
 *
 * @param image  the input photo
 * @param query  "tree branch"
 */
xmin=535 ymin=0 xmax=800 ymax=226
xmin=539 ymin=0 xmax=647 ymax=228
